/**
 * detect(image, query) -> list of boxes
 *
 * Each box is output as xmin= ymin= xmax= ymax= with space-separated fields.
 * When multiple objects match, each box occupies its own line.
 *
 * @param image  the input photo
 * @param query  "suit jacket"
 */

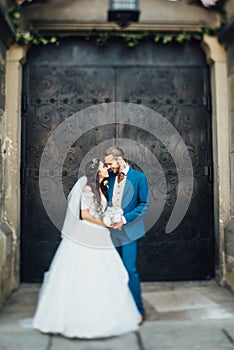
xmin=107 ymin=167 xmax=149 ymax=241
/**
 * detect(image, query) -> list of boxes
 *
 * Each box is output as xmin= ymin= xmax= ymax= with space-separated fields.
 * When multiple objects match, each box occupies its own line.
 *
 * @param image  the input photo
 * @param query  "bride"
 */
xmin=32 ymin=157 xmax=141 ymax=338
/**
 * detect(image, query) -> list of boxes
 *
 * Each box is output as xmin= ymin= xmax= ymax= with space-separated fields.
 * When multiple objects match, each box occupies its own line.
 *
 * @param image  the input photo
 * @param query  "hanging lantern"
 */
xmin=108 ymin=0 xmax=140 ymax=28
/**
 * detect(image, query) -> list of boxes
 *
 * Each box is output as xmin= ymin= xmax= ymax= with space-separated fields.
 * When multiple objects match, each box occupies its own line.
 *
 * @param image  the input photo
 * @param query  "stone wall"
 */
xmin=219 ymin=0 xmax=234 ymax=291
xmin=0 ymin=40 xmax=6 ymax=214
xmin=0 ymin=32 xmax=7 ymax=306
xmin=19 ymin=0 xmax=231 ymax=293
xmin=20 ymin=0 xmax=219 ymax=31
xmin=0 ymin=0 xmax=232 ymax=304
xmin=0 ymin=0 xmax=17 ymax=307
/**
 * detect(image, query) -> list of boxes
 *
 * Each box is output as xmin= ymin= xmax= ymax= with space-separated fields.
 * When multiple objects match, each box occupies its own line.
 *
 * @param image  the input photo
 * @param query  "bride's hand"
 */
xmin=100 ymin=219 xmax=106 ymax=227
xmin=81 ymin=209 xmax=106 ymax=227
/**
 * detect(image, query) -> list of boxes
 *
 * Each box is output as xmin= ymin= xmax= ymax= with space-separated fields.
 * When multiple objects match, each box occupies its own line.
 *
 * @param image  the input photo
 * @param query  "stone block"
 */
xmin=140 ymin=322 xmax=234 ymax=350
xmin=228 ymin=76 xmax=234 ymax=114
xmin=0 ymin=1 xmax=9 ymax=8
xmin=0 ymin=221 xmax=13 ymax=275
xmin=20 ymin=0 xmax=219 ymax=31
xmin=0 ymin=221 xmax=15 ymax=307
xmin=226 ymin=255 xmax=234 ymax=273
xmin=230 ymin=152 xmax=234 ymax=190
xmin=0 ymin=222 xmax=13 ymax=259
xmin=51 ymin=332 xmax=139 ymax=350
xmin=0 ymin=229 xmax=6 ymax=267
xmin=224 ymin=219 xmax=234 ymax=273
xmin=231 ymin=189 xmax=234 ymax=217
xmin=0 ymin=37 xmax=6 ymax=66
xmin=0 ymin=331 xmax=49 ymax=350
xmin=227 ymin=44 xmax=234 ymax=76
xmin=0 ymin=63 xmax=5 ymax=111
xmin=224 ymin=219 xmax=234 ymax=257
xmin=229 ymin=120 xmax=234 ymax=157
xmin=225 ymin=1 xmax=234 ymax=23
xmin=224 ymin=327 xmax=234 ymax=344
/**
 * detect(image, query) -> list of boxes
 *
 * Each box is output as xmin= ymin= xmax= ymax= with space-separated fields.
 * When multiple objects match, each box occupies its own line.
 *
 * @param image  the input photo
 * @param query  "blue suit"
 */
xmin=107 ymin=167 xmax=149 ymax=315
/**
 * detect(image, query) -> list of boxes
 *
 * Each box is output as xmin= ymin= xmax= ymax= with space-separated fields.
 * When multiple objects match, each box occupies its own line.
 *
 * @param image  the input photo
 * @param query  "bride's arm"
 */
xmin=80 ymin=186 xmax=105 ymax=227
xmin=81 ymin=209 xmax=105 ymax=227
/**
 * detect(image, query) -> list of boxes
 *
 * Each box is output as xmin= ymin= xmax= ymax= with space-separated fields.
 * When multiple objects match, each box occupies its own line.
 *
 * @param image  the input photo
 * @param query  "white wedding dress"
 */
xmin=32 ymin=177 xmax=141 ymax=338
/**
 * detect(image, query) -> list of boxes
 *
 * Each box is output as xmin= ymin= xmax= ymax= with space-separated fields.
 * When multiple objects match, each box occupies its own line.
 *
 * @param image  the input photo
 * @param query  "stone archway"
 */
xmin=1 ymin=35 xmax=229 ymax=289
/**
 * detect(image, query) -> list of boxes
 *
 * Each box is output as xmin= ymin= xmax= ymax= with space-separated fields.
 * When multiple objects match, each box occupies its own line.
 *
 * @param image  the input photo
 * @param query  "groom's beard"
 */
xmin=111 ymin=161 xmax=122 ymax=174
xmin=109 ymin=168 xmax=119 ymax=175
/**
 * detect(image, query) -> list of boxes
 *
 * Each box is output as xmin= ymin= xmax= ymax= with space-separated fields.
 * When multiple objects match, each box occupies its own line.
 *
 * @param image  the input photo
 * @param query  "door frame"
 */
xmin=2 ymin=36 xmax=229 ymax=286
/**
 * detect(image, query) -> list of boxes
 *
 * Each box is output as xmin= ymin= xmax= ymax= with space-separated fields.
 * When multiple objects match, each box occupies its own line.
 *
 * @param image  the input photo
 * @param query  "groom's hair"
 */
xmin=105 ymin=146 xmax=125 ymax=159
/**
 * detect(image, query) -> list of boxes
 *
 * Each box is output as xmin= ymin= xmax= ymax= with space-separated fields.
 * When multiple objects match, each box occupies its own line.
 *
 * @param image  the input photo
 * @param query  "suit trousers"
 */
xmin=112 ymin=230 xmax=145 ymax=315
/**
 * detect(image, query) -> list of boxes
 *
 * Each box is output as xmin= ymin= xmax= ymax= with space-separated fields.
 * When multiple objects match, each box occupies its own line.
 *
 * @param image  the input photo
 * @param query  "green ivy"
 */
xmin=96 ymin=32 xmax=111 ymax=46
xmin=83 ymin=0 xmax=227 ymax=48
xmin=84 ymin=29 xmax=216 ymax=48
xmin=16 ymin=30 xmax=58 ymax=46
xmin=8 ymin=0 xmax=226 ymax=47
xmin=8 ymin=4 xmax=59 ymax=46
xmin=120 ymin=32 xmax=148 ymax=47
xmin=8 ymin=4 xmax=21 ymax=28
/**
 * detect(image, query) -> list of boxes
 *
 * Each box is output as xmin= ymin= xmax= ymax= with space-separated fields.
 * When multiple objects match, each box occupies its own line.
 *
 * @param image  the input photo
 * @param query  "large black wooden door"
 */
xmin=21 ymin=38 xmax=214 ymax=282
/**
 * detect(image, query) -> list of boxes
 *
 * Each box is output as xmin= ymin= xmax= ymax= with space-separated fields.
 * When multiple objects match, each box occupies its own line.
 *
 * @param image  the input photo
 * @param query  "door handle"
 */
xmin=204 ymin=165 xmax=213 ymax=183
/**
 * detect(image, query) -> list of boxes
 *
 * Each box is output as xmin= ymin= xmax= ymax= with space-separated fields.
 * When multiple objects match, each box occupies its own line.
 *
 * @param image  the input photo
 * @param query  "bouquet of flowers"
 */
xmin=102 ymin=206 xmax=123 ymax=227
xmin=188 ymin=0 xmax=218 ymax=7
xmin=200 ymin=0 xmax=217 ymax=7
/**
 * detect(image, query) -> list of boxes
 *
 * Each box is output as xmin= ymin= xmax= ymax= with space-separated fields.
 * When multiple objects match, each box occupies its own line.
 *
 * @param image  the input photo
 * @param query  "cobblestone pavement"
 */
xmin=0 ymin=280 xmax=234 ymax=350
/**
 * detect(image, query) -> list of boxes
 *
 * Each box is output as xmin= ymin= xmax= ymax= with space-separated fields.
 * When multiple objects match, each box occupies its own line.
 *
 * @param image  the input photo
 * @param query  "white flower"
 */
xmin=103 ymin=180 xmax=109 ymax=188
xmin=91 ymin=158 xmax=98 ymax=168
xmin=200 ymin=0 xmax=217 ymax=7
xmin=16 ymin=0 xmax=32 ymax=4
xmin=102 ymin=207 xmax=123 ymax=226
xmin=23 ymin=32 xmax=31 ymax=40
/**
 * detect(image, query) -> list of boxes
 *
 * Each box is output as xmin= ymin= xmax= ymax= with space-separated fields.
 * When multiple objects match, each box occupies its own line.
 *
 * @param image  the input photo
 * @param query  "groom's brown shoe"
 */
xmin=139 ymin=314 xmax=146 ymax=326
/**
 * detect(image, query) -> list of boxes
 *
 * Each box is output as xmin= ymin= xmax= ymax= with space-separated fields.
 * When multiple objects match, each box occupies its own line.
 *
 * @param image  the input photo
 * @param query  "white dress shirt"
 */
xmin=112 ymin=164 xmax=129 ymax=224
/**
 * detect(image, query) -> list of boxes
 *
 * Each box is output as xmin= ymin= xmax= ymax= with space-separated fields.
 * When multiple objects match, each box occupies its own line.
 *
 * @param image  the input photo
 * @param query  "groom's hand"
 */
xmin=109 ymin=220 xmax=124 ymax=230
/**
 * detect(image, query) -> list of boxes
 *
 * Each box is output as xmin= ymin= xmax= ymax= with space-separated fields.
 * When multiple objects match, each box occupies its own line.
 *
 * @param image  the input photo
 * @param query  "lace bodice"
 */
xmin=81 ymin=191 xmax=107 ymax=218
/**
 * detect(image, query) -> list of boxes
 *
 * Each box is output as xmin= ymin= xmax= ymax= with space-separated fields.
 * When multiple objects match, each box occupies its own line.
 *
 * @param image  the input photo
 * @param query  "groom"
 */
xmin=104 ymin=146 xmax=149 ymax=325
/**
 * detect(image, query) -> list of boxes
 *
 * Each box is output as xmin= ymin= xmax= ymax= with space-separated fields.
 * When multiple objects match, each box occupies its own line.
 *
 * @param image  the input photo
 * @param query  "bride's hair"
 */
xmin=85 ymin=158 xmax=106 ymax=213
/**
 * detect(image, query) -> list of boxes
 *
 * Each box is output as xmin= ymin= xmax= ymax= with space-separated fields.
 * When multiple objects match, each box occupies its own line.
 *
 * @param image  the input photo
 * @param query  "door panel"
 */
xmin=21 ymin=65 xmax=115 ymax=281
xmin=21 ymin=38 xmax=213 ymax=282
xmin=116 ymin=67 xmax=213 ymax=280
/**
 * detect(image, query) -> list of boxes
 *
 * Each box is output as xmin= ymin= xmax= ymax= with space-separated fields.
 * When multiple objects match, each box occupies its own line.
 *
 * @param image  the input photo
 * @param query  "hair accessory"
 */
xmin=91 ymin=158 xmax=99 ymax=168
